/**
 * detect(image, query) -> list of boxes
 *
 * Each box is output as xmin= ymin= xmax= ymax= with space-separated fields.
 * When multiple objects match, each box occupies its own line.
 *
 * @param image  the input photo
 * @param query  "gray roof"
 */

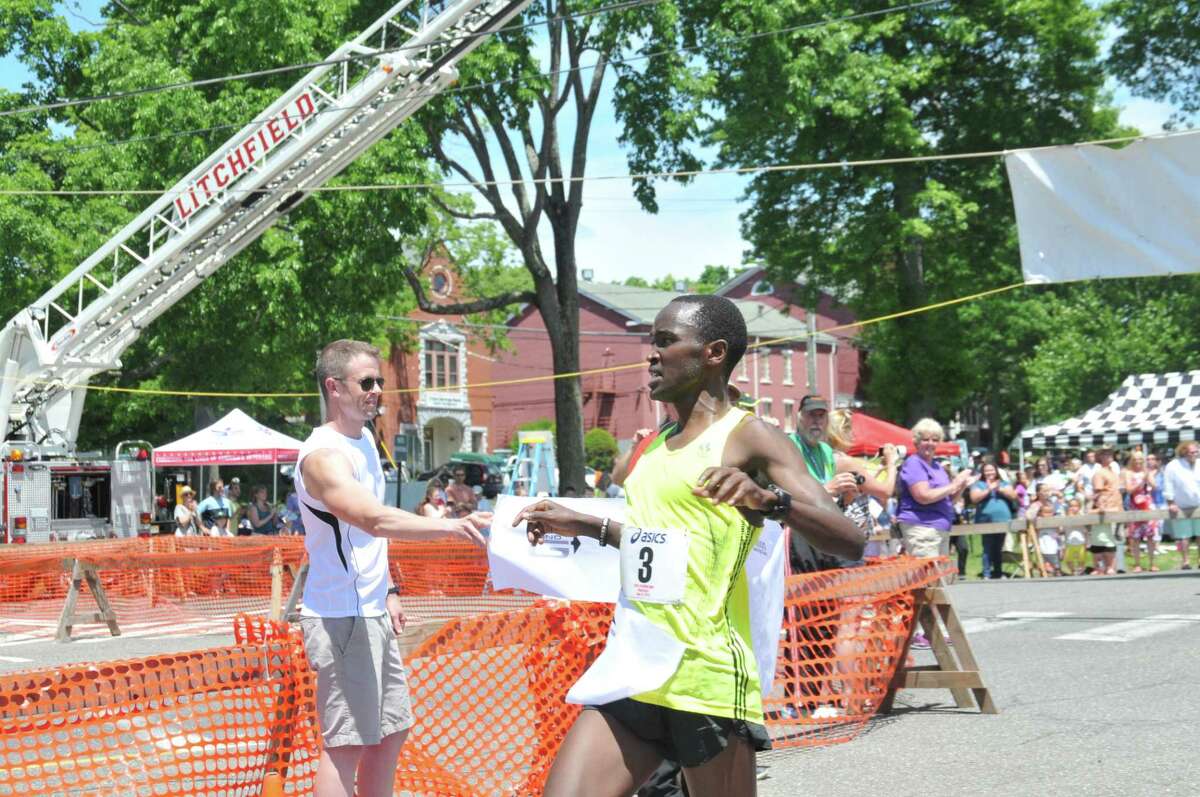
xmin=578 ymin=281 xmax=836 ymax=347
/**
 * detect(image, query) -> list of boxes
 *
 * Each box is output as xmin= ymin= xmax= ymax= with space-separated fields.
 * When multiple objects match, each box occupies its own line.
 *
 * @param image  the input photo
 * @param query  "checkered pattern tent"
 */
xmin=1021 ymin=371 xmax=1200 ymax=450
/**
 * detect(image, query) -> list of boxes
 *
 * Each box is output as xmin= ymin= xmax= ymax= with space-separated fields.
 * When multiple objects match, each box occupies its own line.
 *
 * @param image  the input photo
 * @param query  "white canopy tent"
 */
xmin=153 ymin=408 xmax=305 ymax=502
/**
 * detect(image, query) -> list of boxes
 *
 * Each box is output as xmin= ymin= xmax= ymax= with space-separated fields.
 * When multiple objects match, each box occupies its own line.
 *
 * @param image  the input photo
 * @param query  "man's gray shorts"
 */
xmin=300 ymin=615 xmax=415 ymax=747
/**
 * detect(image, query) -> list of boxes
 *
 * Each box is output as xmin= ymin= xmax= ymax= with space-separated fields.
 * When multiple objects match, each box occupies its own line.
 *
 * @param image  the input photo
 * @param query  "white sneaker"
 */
xmin=756 ymin=765 xmax=770 ymax=781
xmin=811 ymin=704 xmax=843 ymax=719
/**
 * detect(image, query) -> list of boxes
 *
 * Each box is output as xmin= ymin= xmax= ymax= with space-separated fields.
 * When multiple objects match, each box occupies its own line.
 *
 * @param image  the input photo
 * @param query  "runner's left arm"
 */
xmin=707 ymin=417 xmax=865 ymax=561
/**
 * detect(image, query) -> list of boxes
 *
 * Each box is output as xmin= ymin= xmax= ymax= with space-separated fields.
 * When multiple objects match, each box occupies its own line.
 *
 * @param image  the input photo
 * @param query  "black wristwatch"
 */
xmin=766 ymin=484 xmax=792 ymax=520
xmin=386 ymin=585 xmax=401 ymax=597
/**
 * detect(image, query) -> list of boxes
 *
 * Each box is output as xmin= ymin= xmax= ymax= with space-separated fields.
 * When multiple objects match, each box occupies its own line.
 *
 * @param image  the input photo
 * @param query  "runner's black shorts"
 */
xmin=587 ymin=697 xmax=771 ymax=768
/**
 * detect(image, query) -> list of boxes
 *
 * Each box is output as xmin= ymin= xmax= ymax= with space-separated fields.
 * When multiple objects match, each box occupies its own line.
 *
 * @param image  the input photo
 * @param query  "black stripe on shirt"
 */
xmin=304 ymin=502 xmax=348 ymax=572
xmin=724 ymin=518 xmax=756 ymax=721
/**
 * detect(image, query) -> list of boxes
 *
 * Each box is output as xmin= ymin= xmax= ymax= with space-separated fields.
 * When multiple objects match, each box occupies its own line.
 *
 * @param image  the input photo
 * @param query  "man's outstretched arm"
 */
xmin=302 ymin=448 xmax=488 ymax=547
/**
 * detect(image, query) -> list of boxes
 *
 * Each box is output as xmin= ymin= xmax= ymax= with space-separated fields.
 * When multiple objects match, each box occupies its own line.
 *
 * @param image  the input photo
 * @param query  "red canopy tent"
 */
xmin=843 ymin=412 xmax=960 ymax=458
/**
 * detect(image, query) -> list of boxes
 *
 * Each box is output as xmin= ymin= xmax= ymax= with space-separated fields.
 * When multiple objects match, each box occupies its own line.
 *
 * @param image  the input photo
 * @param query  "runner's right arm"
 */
xmin=515 ymin=500 xmax=622 ymax=547
xmin=301 ymin=448 xmax=488 ymax=547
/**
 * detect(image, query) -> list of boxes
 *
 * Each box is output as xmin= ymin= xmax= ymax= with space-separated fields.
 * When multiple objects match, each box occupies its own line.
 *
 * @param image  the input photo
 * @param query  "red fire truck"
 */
xmin=0 ymin=0 xmax=529 ymax=544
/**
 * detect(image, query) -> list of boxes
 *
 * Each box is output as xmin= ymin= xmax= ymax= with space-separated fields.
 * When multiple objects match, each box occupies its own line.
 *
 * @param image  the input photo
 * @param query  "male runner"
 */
xmin=515 ymin=296 xmax=863 ymax=797
xmin=295 ymin=339 xmax=489 ymax=797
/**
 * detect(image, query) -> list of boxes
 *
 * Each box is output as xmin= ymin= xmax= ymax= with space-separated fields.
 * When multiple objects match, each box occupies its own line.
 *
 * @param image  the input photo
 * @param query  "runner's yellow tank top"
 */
xmin=624 ymin=407 xmax=763 ymax=723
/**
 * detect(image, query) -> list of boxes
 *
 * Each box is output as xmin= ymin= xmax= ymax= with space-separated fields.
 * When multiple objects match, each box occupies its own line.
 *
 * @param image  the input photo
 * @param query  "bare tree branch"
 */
xmin=465 ymin=98 xmax=533 ymax=222
xmin=425 ymin=119 xmax=525 ymax=243
xmin=112 ymin=0 xmax=147 ymax=25
xmin=121 ymin=352 xmax=173 ymax=382
xmin=429 ymin=193 xmax=497 ymax=221
xmin=569 ymin=51 xmax=607 ymax=211
xmin=400 ymin=262 xmax=536 ymax=316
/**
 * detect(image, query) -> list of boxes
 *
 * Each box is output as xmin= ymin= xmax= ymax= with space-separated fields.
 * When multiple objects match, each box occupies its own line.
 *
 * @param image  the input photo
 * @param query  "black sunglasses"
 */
xmin=340 ymin=376 xmax=385 ymax=391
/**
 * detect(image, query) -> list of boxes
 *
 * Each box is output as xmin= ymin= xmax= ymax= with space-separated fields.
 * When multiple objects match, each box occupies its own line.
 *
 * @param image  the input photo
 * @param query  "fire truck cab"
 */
xmin=1 ymin=440 xmax=154 ymax=543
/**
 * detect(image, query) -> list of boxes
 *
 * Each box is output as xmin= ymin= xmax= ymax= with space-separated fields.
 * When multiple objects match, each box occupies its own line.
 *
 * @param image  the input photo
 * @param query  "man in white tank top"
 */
xmin=297 ymin=339 xmax=489 ymax=797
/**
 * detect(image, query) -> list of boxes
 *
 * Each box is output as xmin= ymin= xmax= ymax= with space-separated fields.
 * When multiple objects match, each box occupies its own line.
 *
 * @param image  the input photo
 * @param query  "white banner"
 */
xmin=1005 ymin=132 xmax=1200 ymax=284
xmin=489 ymin=495 xmax=786 ymax=699
xmin=488 ymin=495 xmax=621 ymax=603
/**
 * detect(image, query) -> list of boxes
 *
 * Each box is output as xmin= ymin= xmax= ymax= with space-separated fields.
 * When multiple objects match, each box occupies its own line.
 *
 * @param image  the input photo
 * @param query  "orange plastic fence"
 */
xmin=765 ymin=555 xmax=954 ymax=746
xmin=0 ymin=558 xmax=953 ymax=795
xmin=0 ymin=537 xmax=490 ymax=640
xmin=0 ymin=619 xmax=307 ymax=796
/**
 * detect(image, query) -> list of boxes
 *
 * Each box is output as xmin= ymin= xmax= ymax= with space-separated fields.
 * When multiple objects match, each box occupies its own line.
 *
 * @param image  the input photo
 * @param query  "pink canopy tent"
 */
xmin=153 ymin=409 xmax=303 ymax=466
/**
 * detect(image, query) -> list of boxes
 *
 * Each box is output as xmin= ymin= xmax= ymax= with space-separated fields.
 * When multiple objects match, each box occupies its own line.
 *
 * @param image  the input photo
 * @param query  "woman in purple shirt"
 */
xmin=896 ymin=418 xmax=975 ymax=560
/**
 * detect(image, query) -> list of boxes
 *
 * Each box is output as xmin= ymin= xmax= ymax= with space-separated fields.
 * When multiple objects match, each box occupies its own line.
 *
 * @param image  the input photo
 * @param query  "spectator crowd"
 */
xmin=169 ymin=476 xmax=302 ymax=537
xmin=958 ymin=440 xmax=1200 ymax=577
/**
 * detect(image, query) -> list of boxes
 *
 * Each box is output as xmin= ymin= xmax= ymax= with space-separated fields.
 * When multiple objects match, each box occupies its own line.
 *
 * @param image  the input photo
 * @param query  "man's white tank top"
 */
xmin=294 ymin=425 xmax=389 ymax=617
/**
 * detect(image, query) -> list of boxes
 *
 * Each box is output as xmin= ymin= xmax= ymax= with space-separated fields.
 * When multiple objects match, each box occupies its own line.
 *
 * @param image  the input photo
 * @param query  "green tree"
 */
xmin=583 ymin=426 xmax=617 ymax=472
xmin=621 ymin=265 xmax=730 ymax=294
xmin=411 ymin=0 xmax=702 ymax=493
xmin=509 ymin=417 xmax=556 ymax=449
xmin=1105 ymin=0 xmax=1200 ymax=123
xmin=635 ymin=1 xmax=1118 ymax=441
xmin=0 ymin=0 xmax=441 ymax=447
xmin=517 ymin=418 xmax=556 ymax=433
xmin=692 ymin=265 xmax=734 ymax=294
xmin=1024 ymin=278 xmax=1200 ymax=424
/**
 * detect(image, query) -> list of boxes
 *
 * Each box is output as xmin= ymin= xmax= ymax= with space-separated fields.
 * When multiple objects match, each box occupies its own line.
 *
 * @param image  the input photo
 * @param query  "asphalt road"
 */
xmin=757 ymin=571 xmax=1200 ymax=797
xmin=2 ymin=573 xmax=1197 ymax=796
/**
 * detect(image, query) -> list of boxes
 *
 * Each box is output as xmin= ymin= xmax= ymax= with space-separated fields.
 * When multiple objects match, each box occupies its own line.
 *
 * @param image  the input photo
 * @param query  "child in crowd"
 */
xmin=1036 ymin=500 xmax=1062 ymax=576
xmin=1126 ymin=491 xmax=1159 ymax=572
xmin=1025 ymin=483 xmax=1061 ymax=520
xmin=1061 ymin=499 xmax=1089 ymax=576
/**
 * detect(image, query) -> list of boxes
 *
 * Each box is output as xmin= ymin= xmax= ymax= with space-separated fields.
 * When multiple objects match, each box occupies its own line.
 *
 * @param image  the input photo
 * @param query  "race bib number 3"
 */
xmin=620 ymin=527 xmax=689 ymax=605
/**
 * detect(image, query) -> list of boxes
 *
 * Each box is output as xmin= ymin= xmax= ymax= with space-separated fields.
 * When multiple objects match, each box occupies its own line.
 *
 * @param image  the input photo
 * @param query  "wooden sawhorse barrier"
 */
xmin=882 ymin=586 xmax=997 ymax=714
xmin=56 ymin=558 xmax=121 ymax=642
xmin=55 ymin=547 xmax=290 ymax=642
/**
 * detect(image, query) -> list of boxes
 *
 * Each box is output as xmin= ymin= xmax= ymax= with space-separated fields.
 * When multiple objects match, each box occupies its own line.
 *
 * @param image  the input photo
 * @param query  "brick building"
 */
xmin=377 ymin=261 xmax=864 ymax=472
xmin=375 ymin=250 xmax=497 ymax=473
xmin=488 ymin=267 xmax=863 ymax=449
xmin=713 ymin=266 xmax=863 ymax=410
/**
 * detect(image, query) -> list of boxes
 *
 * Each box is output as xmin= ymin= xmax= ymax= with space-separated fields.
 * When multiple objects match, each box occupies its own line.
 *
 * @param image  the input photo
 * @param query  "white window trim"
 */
xmin=760 ymin=398 xmax=773 ymax=420
xmin=783 ymin=399 xmax=795 ymax=433
xmin=760 ymin=349 xmax=771 ymax=384
xmin=782 ymin=349 xmax=794 ymax=386
xmin=419 ymin=322 xmax=467 ymax=394
xmin=737 ymin=356 xmax=749 ymax=383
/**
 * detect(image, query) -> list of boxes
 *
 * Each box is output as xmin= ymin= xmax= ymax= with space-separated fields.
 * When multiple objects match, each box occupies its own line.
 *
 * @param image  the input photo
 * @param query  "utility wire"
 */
xmin=3 ymin=128 xmax=1196 ymax=197
xmin=0 ymin=280 xmax=1026 ymax=399
xmin=0 ymin=0 xmax=668 ymax=118
xmin=0 ymin=0 xmax=947 ymax=164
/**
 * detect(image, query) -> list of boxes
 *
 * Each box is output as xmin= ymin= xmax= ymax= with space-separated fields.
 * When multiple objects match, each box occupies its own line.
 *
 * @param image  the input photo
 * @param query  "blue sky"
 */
xmin=0 ymin=3 xmax=1181 ymax=284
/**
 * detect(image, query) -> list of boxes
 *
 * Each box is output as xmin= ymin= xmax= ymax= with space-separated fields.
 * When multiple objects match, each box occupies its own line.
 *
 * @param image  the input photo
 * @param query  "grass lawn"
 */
xmin=954 ymin=533 xmax=1199 ymax=579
